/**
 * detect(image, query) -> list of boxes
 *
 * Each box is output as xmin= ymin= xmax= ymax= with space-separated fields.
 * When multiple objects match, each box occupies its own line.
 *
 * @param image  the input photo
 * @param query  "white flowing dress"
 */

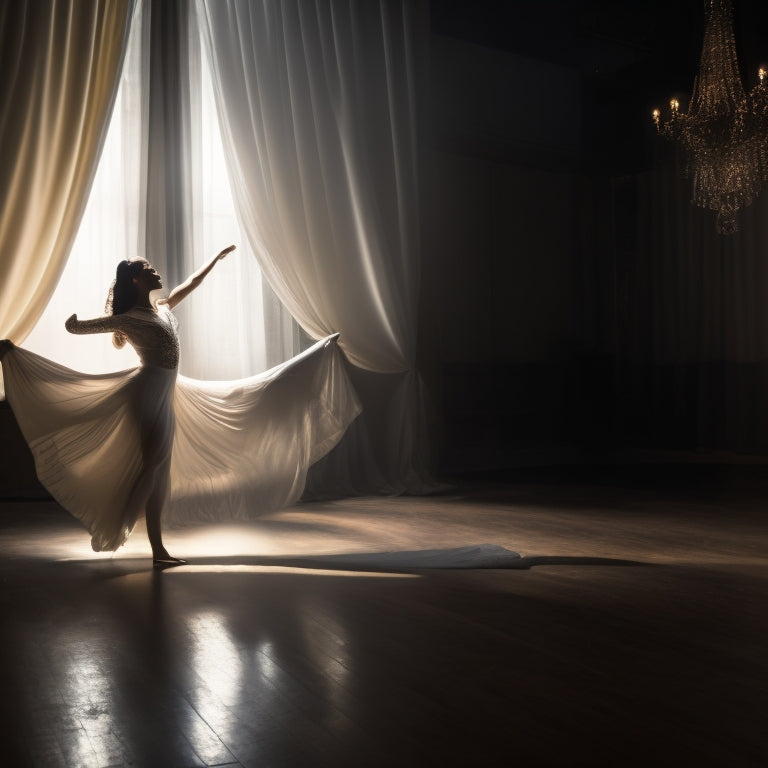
xmin=1 ymin=305 xmax=361 ymax=551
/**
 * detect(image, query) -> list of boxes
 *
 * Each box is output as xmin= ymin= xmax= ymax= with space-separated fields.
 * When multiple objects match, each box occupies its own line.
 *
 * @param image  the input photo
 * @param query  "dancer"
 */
xmin=0 ymin=248 xmax=360 ymax=564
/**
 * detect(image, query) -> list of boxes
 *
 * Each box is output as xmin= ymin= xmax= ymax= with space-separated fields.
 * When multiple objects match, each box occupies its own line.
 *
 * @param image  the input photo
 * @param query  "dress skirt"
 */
xmin=1 ymin=336 xmax=361 ymax=550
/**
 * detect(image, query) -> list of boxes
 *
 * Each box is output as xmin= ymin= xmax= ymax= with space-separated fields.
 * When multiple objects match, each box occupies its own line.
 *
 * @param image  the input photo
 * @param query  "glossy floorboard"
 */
xmin=1 ymin=466 xmax=767 ymax=767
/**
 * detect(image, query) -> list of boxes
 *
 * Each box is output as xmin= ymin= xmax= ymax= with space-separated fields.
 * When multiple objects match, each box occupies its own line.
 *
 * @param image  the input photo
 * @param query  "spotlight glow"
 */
xmin=163 ymin=565 xmax=418 ymax=578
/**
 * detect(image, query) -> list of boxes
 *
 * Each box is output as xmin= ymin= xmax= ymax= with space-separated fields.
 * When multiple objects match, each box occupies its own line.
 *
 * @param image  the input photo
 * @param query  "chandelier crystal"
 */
xmin=653 ymin=0 xmax=768 ymax=234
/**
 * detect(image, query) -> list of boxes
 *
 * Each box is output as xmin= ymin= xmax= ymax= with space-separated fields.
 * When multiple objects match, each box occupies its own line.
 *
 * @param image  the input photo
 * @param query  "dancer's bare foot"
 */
xmin=152 ymin=550 xmax=187 ymax=567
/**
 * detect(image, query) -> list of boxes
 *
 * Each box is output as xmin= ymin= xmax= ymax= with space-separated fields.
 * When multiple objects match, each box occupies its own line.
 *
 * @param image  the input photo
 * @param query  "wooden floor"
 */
xmin=1 ymin=465 xmax=767 ymax=767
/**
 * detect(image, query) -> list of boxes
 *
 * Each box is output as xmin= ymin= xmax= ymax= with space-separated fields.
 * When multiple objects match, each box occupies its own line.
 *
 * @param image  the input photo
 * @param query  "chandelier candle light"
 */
xmin=652 ymin=0 xmax=768 ymax=234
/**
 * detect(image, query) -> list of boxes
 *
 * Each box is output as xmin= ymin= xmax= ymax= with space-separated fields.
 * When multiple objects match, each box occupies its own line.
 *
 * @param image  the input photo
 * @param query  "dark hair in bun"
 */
xmin=104 ymin=260 xmax=146 ymax=315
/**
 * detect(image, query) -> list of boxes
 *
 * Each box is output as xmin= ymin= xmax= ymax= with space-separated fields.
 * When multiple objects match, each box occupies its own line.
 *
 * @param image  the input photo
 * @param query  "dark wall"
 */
xmin=421 ymin=35 xmax=616 ymax=474
xmin=419 ymin=21 xmax=768 ymax=473
xmin=0 ymin=401 xmax=44 ymax=496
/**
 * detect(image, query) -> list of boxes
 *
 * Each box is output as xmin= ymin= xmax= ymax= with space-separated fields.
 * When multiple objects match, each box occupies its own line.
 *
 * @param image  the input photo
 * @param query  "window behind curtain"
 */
xmin=24 ymin=0 xmax=300 ymax=379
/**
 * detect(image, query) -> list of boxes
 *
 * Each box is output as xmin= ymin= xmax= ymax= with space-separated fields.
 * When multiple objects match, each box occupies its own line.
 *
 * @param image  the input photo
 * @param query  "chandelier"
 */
xmin=652 ymin=0 xmax=768 ymax=234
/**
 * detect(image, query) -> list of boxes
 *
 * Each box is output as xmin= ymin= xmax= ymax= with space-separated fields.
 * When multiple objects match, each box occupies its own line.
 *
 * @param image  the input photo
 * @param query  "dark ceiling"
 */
xmin=431 ymin=0 xmax=768 ymax=87
xmin=430 ymin=1 xmax=768 ymax=173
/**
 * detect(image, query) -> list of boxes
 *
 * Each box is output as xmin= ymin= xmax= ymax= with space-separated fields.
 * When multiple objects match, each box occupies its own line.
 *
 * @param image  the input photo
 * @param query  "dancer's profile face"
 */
xmin=132 ymin=260 xmax=163 ymax=291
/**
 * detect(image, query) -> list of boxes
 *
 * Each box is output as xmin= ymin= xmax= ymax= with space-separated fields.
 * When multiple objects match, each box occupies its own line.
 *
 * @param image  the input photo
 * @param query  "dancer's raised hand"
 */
xmin=164 ymin=245 xmax=237 ymax=310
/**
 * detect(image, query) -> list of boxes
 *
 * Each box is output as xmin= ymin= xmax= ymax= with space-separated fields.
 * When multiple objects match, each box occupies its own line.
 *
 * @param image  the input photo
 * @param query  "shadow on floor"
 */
xmin=58 ymin=548 xmax=651 ymax=578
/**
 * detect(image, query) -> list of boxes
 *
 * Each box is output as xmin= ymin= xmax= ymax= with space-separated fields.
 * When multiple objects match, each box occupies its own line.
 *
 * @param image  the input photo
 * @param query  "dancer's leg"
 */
xmin=132 ymin=372 xmax=180 ymax=563
xmin=146 ymin=479 xmax=169 ymax=559
xmin=145 ymin=459 xmax=183 ymax=563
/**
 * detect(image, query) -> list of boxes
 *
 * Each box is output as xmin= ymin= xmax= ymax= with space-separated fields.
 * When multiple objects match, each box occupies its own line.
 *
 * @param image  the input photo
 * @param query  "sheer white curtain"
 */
xmin=199 ymin=0 xmax=433 ymax=493
xmin=24 ymin=0 xmax=299 ymax=380
xmin=0 ymin=0 xmax=134 ymax=393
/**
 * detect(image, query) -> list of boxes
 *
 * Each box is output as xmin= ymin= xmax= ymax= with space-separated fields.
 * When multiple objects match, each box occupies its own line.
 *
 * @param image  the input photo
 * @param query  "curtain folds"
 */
xmin=0 ymin=0 xmax=135 ymax=349
xmin=20 ymin=0 xmax=301 ymax=382
xmin=142 ymin=0 xmax=305 ymax=380
xmin=199 ymin=0 xmax=433 ymax=493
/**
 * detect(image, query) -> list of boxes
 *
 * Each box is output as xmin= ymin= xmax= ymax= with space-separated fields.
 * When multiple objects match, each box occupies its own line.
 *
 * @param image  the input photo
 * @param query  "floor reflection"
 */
xmin=188 ymin=611 xmax=244 ymax=709
xmin=4 ymin=484 xmax=768 ymax=766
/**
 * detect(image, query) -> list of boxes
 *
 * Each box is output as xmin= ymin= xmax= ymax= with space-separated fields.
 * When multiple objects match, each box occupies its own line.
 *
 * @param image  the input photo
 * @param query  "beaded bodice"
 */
xmin=65 ymin=305 xmax=180 ymax=370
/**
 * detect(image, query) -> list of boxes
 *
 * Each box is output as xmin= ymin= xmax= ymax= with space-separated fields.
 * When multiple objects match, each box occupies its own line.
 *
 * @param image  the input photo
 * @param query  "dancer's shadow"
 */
xmin=512 ymin=554 xmax=650 ymax=569
xmin=67 ymin=545 xmax=652 ymax=579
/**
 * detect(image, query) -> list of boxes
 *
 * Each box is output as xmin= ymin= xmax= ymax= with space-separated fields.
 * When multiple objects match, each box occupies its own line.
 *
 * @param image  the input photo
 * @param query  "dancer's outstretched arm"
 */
xmin=1 ymin=311 xmax=136 ymax=355
xmin=65 ymin=314 xmax=126 ymax=334
xmin=160 ymin=245 xmax=236 ymax=310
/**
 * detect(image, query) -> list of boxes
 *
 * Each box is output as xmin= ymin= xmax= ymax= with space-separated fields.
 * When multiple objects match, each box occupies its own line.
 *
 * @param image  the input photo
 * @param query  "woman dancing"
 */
xmin=0 ymin=247 xmax=360 ymax=565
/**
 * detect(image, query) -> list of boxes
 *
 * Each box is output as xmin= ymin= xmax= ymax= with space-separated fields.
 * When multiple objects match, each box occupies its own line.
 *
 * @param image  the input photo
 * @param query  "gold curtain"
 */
xmin=0 ymin=0 xmax=134 ymax=344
